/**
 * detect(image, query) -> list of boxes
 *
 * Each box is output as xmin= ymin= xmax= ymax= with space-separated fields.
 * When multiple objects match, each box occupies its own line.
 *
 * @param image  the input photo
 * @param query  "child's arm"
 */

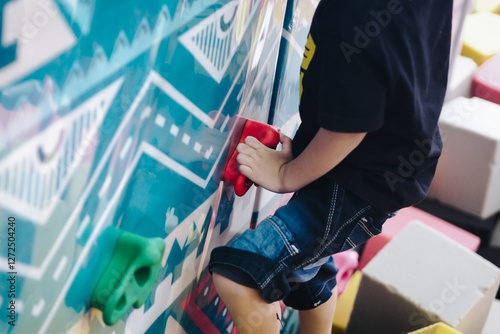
xmin=236 ymin=128 xmax=366 ymax=193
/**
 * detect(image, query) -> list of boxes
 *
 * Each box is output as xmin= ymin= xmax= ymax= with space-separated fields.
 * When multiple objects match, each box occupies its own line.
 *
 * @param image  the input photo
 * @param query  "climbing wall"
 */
xmin=252 ymin=0 xmax=318 ymax=227
xmin=0 ymin=0 xmax=313 ymax=332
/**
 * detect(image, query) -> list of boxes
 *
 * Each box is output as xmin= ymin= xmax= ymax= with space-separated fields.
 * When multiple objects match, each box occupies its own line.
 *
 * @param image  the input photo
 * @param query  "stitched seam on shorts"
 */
xmin=322 ymin=184 xmax=338 ymax=245
xmin=260 ymin=257 xmax=289 ymax=289
xmin=268 ymin=217 xmax=295 ymax=256
xmin=359 ymin=221 xmax=375 ymax=237
xmin=259 ymin=216 xmax=302 ymax=289
xmin=346 ymin=237 xmax=356 ymax=248
xmin=290 ymin=186 xmax=338 ymax=273
xmin=300 ymin=205 xmax=371 ymax=268
xmin=315 ymin=275 xmax=337 ymax=298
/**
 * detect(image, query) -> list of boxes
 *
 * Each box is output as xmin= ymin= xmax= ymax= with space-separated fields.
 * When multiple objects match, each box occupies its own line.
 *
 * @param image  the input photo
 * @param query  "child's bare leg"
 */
xmin=212 ymin=272 xmax=281 ymax=334
xmin=298 ymin=286 xmax=338 ymax=334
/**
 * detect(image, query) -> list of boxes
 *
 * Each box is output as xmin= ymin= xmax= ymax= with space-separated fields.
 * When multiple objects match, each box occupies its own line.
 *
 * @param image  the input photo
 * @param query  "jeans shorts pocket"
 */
xmin=339 ymin=214 xmax=384 ymax=252
xmin=229 ymin=216 xmax=301 ymax=262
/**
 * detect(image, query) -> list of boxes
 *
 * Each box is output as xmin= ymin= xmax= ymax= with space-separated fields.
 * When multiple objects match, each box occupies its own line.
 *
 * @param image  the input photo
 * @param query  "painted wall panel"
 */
xmin=247 ymin=1 xmax=317 ymax=330
xmin=252 ymin=0 xmax=317 ymax=227
xmin=0 ymin=0 xmax=289 ymax=332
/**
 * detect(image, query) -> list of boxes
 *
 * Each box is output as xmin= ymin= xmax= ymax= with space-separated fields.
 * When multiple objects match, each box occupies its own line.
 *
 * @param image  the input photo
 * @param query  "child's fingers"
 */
xmin=236 ymin=152 xmax=254 ymax=166
xmin=236 ymin=142 xmax=254 ymax=155
xmin=238 ymin=164 xmax=253 ymax=178
xmin=244 ymin=136 xmax=265 ymax=149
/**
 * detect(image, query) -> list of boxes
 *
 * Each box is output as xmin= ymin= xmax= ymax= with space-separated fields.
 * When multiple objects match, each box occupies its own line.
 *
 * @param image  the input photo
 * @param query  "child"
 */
xmin=209 ymin=0 xmax=453 ymax=332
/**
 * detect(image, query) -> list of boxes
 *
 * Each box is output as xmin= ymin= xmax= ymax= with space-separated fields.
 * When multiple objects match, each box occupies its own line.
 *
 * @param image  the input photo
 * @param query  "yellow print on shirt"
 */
xmin=300 ymin=34 xmax=316 ymax=102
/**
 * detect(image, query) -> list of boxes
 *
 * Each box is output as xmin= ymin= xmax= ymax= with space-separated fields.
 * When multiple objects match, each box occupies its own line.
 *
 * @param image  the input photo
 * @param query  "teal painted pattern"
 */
xmin=0 ymin=0 xmax=314 ymax=332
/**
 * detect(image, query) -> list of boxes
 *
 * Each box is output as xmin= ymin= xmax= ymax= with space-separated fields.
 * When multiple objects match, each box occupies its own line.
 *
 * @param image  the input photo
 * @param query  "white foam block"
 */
xmin=445 ymin=56 xmax=478 ymax=102
xmin=347 ymin=221 xmax=500 ymax=334
xmin=428 ymin=97 xmax=500 ymax=218
xmin=482 ymin=298 xmax=500 ymax=334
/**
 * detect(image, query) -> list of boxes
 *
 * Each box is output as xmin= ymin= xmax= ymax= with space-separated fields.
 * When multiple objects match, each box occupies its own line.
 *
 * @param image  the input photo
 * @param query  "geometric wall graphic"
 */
xmin=0 ymin=78 xmax=123 ymax=225
xmin=179 ymin=0 xmax=259 ymax=82
xmin=0 ymin=0 xmax=310 ymax=332
xmin=0 ymin=0 xmax=77 ymax=87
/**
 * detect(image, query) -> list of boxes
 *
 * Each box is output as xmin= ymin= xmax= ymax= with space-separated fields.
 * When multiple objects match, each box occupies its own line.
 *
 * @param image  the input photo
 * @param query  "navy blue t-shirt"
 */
xmin=293 ymin=0 xmax=453 ymax=213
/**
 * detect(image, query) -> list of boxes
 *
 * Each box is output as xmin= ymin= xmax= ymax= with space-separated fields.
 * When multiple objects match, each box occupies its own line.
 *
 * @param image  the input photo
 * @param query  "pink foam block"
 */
xmin=359 ymin=206 xmax=481 ymax=270
xmin=332 ymin=250 xmax=359 ymax=295
xmin=472 ymin=53 xmax=500 ymax=105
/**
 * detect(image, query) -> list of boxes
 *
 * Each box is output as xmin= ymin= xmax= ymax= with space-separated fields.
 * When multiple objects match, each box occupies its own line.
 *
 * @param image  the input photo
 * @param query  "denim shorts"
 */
xmin=209 ymin=178 xmax=394 ymax=310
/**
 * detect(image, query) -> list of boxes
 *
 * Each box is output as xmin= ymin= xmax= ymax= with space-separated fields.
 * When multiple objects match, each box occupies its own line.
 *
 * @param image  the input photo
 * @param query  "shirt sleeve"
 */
xmin=315 ymin=5 xmax=390 ymax=133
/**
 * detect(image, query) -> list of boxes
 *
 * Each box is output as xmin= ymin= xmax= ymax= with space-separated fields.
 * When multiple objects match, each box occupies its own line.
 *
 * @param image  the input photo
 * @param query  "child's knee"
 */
xmin=212 ymin=272 xmax=228 ymax=291
xmin=212 ymin=272 xmax=264 ymax=301
xmin=212 ymin=272 xmax=243 ymax=297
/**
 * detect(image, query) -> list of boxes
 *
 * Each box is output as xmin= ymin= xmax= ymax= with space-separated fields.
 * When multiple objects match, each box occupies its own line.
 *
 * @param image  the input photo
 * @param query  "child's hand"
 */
xmin=236 ymin=132 xmax=294 ymax=193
